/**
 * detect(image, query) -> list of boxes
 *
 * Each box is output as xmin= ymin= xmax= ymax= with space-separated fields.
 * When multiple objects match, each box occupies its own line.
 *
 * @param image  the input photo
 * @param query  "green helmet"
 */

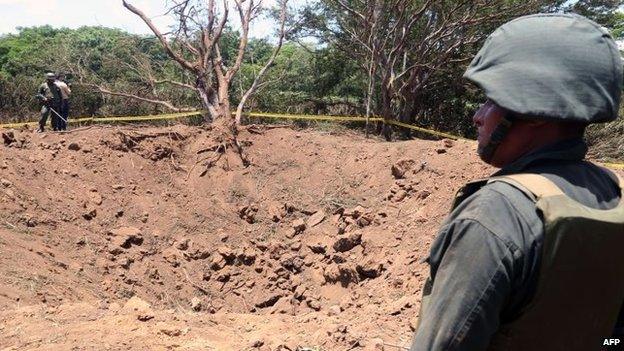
xmin=45 ymin=72 xmax=56 ymax=80
xmin=464 ymin=14 xmax=622 ymax=124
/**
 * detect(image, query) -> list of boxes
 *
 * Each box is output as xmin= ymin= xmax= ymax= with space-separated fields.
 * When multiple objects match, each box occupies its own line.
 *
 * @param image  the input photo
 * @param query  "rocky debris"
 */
xmin=250 ymin=338 xmax=265 ymax=348
xmin=184 ymin=245 xmax=211 ymax=260
xmin=343 ymin=206 xmax=366 ymax=218
xmin=367 ymin=338 xmax=385 ymax=351
xmin=82 ymin=204 xmax=97 ymax=220
xmin=67 ymin=142 xmax=81 ymax=151
xmin=159 ymin=325 xmax=184 ymax=337
xmin=109 ymin=227 xmax=143 ymax=252
xmin=436 ymin=148 xmax=447 ymax=154
xmin=88 ymin=190 xmax=103 ymax=205
xmin=175 ymin=238 xmax=190 ymax=251
xmin=356 ymin=258 xmax=384 ymax=279
xmin=190 ymin=297 xmax=202 ymax=311
xmin=328 ymin=305 xmax=342 ymax=316
xmin=443 ymin=139 xmax=454 ymax=148
xmin=238 ymin=204 xmax=258 ymax=224
xmin=387 ymin=295 xmax=414 ymax=316
xmin=306 ymin=297 xmax=322 ymax=311
xmin=0 ymin=178 xmax=12 ymax=187
xmin=122 ymin=296 xmax=154 ymax=321
xmin=237 ymin=247 xmax=257 ymax=266
xmin=269 ymin=202 xmax=290 ymax=222
xmin=417 ymin=190 xmax=431 ymax=200
xmin=2 ymin=131 xmax=16 ymax=145
xmin=323 ymin=264 xmax=358 ymax=285
xmin=291 ymin=218 xmax=306 ymax=235
xmin=307 ymin=210 xmax=326 ymax=227
xmin=280 ymin=254 xmax=304 ymax=274
xmin=210 ymin=255 xmax=226 ymax=271
xmin=307 ymin=242 xmax=327 ymax=254
xmin=217 ymin=246 xmax=236 ymax=263
xmin=391 ymin=159 xmax=417 ymax=179
xmin=333 ymin=233 xmax=362 ymax=253
xmin=255 ymin=292 xmax=282 ymax=309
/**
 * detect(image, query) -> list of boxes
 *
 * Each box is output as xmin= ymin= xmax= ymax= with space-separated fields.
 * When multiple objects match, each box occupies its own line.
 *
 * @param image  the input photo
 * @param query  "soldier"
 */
xmin=36 ymin=72 xmax=63 ymax=132
xmin=411 ymin=14 xmax=624 ymax=351
xmin=55 ymin=73 xmax=71 ymax=131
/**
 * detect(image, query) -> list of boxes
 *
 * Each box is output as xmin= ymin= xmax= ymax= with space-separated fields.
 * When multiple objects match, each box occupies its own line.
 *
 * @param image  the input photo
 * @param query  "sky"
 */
xmin=0 ymin=0 xmax=282 ymax=39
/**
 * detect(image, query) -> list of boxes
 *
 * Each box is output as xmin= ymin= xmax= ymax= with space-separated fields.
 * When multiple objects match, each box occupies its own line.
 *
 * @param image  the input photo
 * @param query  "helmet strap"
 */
xmin=478 ymin=114 xmax=514 ymax=163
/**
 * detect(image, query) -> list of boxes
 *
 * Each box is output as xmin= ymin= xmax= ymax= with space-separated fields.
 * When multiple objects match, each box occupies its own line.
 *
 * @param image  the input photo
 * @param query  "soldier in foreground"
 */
xmin=411 ymin=14 xmax=624 ymax=351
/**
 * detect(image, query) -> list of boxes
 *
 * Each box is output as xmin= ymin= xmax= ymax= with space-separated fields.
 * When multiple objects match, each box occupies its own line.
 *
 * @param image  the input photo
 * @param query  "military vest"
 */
xmin=485 ymin=172 xmax=624 ymax=351
xmin=416 ymin=170 xmax=624 ymax=351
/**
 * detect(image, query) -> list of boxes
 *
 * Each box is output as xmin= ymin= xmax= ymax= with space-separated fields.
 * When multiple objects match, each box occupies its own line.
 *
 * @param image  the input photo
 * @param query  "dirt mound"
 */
xmin=2 ymin=124 xmax=608 ymax=350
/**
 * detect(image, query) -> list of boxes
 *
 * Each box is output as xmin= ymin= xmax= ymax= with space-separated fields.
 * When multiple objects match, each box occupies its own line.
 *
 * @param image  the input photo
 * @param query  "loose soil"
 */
xmin=0 ymin=124 xmax=620 ymax=351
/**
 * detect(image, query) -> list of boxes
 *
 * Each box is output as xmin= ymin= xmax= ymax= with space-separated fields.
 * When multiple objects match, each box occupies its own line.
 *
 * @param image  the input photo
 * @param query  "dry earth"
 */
xmin=0 ymin=124 xmax=619 ymax=350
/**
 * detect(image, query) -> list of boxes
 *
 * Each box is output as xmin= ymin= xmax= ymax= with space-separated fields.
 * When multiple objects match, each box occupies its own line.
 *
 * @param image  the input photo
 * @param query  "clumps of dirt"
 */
xmin=103 ymin=129 xmax=189 ymax=161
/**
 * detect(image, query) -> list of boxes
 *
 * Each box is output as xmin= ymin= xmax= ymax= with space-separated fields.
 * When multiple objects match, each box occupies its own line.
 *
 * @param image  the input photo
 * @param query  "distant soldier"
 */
xmin=55 ymin=74 xmax=71 ymax=131
xmin=36 ymin=72 xmax=63 ymax=132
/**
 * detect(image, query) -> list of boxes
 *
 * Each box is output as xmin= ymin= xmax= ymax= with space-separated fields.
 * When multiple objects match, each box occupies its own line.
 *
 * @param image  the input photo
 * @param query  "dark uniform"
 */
xmin=411 ymin=14 xmax=624 ymax=350
xmin=411 ymin=138 xmax=622 ymax=350
xmin=37 ymin=74 xmax=63 ymax=132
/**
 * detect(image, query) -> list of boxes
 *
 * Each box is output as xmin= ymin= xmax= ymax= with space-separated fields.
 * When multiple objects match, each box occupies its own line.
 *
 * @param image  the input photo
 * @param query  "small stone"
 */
xmin=190 ymin=297 xmax=202 ymax=311
xmin=443 ymin=139 xmax=454 ymax=148
xmin=176 ymin=238 xmax=190 ymax=251
xmin=307 ymin=210 xmax=326 ymax=227
xmin=328 ymin=305 xmax=342 ymax=316
xmin=250 ymin=339 xmax=265 ymax=348
xmin=110 ymin=227 xmax=143 ymax=249
xmin=307 ymin=298 xmax=321 ymax=311
xmin=343 ymin=206 xmax=366 ymax=218
xmin=308 ymin=242 xmax=327 ymax=254
xmin=391 ymin=159 xmax=416 ymax=179
xmin=210 ymin=255 xmax=226 ymax=270
xmin=370 ymin=337 xmax=385 ymax=350
xmin=2 ymin=131 xmax=16 ymax=145
xmin=217 ymin=246 xmax=235 ymax=261
xmin=112 ymin=184 xmax=125 ymax=190
xmin=83 ymin=206 xmax=97 ymax=220
xmin=160 ymin=327 xmax=182 ymax=337
xmin=436 ymin=148 xmax=447 ymax=154
xmin=333 ymin=233 xmax=362 ymax=252
xmin=292 ymin=219 xmax=306 ymax=234
xmin=393 ymin=190 xmax=407 ymax=202
xmin=290 ymin=242 xmax=302 ymax=251
xmin=0 ymin=178 xmax=12 ymax=187
xmin=254 ymin=293 xmax=282 ymax=309
xmin=356 ymin=258 xmax=384 ymax=279
xmin=122 ymin=296 xmax=154 ymax=321
xmin=67 ymin=142 xmax=81 ymax=151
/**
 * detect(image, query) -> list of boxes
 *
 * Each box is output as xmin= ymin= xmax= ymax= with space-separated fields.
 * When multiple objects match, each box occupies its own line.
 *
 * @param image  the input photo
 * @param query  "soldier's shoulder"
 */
xmin=450 ymin=180 xmax=540 ymax=244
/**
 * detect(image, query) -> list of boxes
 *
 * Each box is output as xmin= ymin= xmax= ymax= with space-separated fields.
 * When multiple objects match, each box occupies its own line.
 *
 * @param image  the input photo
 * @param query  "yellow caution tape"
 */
xmin=246 ymin=112 xmax=468 ymax=140
xmin=0 ymin=111 xmax=203 ymax=129
xmin=246 ymin=111 xmax=383 ymax=123
xmin=601 ymin=162 xmax=624 ymax=170
xmin=1 ymin=110 xmax=623 ymax=168
xmin=385 ymin=119 xmax=471 ymax=141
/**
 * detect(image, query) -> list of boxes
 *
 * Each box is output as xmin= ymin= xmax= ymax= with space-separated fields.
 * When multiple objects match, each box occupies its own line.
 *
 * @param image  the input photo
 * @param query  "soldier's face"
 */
xmin=473 ymin=100 xmax=507 ymax=153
